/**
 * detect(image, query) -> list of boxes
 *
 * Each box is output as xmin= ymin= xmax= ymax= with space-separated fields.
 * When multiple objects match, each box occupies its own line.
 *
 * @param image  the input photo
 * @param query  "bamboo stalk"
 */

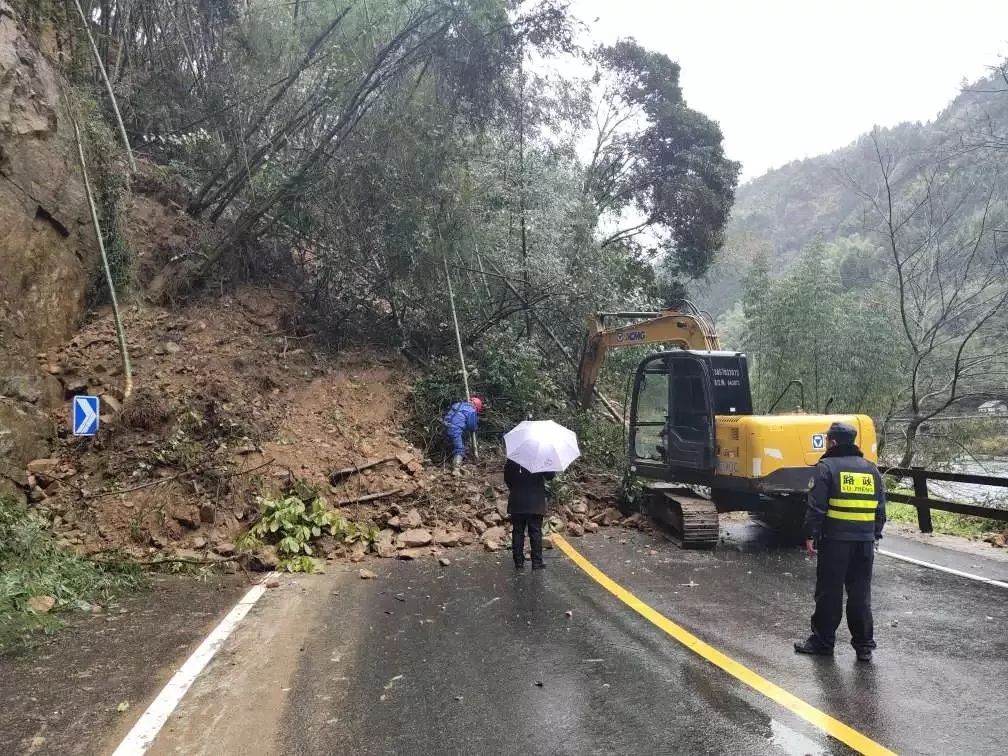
xmin=72 ymin=0 xmax=137 ymax=172
xmin=442 ymin=253 xmax=479 ymax=458
xmin=68 ymin=105 xmax=134 ymax=400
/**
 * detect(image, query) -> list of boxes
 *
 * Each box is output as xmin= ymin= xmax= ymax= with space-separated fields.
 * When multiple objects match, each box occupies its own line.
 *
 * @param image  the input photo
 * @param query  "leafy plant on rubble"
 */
xmin=239 ymin=482 xmax=377 ymax=573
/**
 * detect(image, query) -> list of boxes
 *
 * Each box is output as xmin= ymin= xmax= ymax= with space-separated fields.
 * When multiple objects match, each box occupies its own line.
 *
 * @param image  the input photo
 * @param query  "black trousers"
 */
xmin=511 ymin=514 xmax=544 ymax=566
xmin=811 ymin=539 xmax=876 ymax=651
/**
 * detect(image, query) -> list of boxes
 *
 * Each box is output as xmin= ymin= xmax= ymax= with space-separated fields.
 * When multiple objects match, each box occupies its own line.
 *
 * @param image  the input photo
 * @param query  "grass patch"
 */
xmin=885 ymin=502 xmax=1008 ymax=540
xmin=0 ymin=496 xmax=143 ymax=654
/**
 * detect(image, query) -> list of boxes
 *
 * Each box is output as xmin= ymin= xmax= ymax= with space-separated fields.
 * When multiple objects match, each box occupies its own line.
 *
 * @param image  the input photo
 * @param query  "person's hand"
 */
xmin=874 ymin=539 xmax=880 ymax=552
xmin=805 ymin=538 xmax=817 ymax=559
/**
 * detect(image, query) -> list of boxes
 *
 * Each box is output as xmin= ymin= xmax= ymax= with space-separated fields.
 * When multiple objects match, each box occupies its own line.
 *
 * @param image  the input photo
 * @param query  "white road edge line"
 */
xmin=879 ymin=549 xmax=1008 ymax=589
xmin=111 ymin=573 xmax=276 ymax=756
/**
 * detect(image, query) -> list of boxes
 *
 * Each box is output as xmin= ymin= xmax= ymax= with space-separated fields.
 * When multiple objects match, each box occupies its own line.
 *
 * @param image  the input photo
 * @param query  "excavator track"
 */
xmin=647 ymin=489 xmax=719 ymax=548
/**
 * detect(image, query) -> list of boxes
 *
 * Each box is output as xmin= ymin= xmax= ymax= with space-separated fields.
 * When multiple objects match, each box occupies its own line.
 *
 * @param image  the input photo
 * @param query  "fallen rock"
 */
xmin=376 ymin=530 xmax=397 ymax=558
xmin=213 ymin=542 xmax=237 ymax=557
xmin=469 ymin=518 xmax=488 ymax=535
xmin=457 ymin=531 xmax=476 ymax=546
xmin=439 ymin=557 xmax=452 ymax=567
xmin=400 ymin=528 xmax=433 ymax=548
xmin=192 ymin=537 xmax=207 ymax=550
xmin=171 ymin=506 xmax=201 ymax=529
xmin=265 ymin=578 xmax=281 ymax=588
xmin=25 ymin=458 xmax=60 ymax=480
xmin=199 ymin=503 xmax=217 ymax=524
xmin=349 ymin=540 xmax=368 ymax=562
xmin=567 ymin=522 xmax=585 ymax=537
xmin=164 ymin=341 xmax=181 ymax=354
xmin=404 ymin=508 xmax=423 ymax=529
xmin=387 ymin=515 xmax=402 ymax=530
xmin=102 ymin=395 xmax=123 ymax=415
xmin=397 ymin=547 xmax=430 ymax=560
xmin=26 ymin=595 xmax=56 ymax=614
xmin=359 ymin=568 xmax=377 ymax=579
xmin=481 ymin=525 xmax=507 ymax=545
xmin=621 ymin=513 xmax=642 ymax=528
xmin=584 ymin=521 xmax=600 ymax=534
xmin=28 ymin=486 xmax=47 ymax=503
xmin=572 ymin=501 xmax=588 ymax=515
xmin=482 ymin=512 xmax=502 ymax=526
xmin=600 ymin=507 xmax=623 ymax=526
xmin=483 ymin=539 xmax=500 ymax=552
xmin=987 ymin=533 xmax=1007 ymax=548
xmin=433 ymin=529 xmax=459 ymax=547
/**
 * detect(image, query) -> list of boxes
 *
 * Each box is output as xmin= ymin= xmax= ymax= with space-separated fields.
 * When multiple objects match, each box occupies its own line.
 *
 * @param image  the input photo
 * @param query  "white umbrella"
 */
xmin=504 ymin=420 xmax=580 ymax=474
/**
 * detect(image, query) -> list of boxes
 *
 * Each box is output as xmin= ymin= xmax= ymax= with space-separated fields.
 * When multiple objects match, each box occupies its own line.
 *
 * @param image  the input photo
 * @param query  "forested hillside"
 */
xmin=699 ymin=69 xmax=1008 ymax=464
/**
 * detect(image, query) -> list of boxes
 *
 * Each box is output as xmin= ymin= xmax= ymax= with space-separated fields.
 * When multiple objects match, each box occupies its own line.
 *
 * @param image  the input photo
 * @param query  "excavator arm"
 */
xmin=576 ymin=306 xmax=721 ymax=408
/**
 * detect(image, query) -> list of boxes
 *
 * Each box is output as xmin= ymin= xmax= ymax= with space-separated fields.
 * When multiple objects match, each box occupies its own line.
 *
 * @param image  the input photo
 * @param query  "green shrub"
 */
xmin=239 ymin=482 xmax=378 ymax=573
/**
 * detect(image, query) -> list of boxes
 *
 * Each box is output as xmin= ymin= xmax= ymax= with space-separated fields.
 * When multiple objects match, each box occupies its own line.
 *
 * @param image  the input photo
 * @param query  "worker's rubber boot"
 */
xmin=855 ymin=648 xmax=873 ymax=662
xmin=794 ymin=637 xmax=833 ymax=656
xmin=451 ymin=454 xmax=463 ymax=477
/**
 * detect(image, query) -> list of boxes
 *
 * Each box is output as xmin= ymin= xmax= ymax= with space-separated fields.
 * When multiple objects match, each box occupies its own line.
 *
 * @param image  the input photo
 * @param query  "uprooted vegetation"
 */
xmin=0 ymin=496 xmax=142 ymax=653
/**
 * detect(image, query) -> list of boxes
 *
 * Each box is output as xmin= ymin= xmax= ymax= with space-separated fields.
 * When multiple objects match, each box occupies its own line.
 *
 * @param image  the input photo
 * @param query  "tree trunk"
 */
xmin=898 ymin=418 xmax=921 ymax=468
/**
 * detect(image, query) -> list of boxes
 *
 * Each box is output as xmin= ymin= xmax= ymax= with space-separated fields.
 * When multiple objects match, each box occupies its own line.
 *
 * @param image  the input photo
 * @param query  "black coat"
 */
xmin=504 ymin=459 xmax=555 ymax=516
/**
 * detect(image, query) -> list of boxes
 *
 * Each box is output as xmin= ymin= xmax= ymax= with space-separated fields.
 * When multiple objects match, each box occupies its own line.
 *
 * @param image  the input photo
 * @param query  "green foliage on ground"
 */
xmin=239 ymin=482 xmax=378 ymax=573
xmin=885 ymin=502 xmax=1007 ymax=540
xmin=0 ymin=497 xmax=142 ymax=653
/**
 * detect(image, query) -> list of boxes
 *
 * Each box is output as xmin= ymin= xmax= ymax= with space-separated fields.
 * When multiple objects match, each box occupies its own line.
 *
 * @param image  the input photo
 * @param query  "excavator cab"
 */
xmin=629 ymin=351 xmax=752 ymax=480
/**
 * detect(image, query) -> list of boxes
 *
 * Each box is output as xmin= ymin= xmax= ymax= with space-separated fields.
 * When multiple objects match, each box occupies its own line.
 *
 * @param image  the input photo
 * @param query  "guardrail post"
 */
xmin=910 ymin=466 xmax=933 ymax=533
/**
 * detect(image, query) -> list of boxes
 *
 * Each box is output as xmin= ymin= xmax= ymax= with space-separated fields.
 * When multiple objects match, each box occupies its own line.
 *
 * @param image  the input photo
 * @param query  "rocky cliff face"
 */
xmin=0 ymin=1 xmax=97 ymax=497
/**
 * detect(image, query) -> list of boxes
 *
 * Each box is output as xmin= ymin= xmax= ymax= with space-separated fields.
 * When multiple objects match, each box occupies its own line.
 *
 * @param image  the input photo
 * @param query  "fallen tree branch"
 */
xmin=333 ymin=488 xmax=404 ymax=506
xmin=329 ymin=455 xmax=398 ymax=483
xmin=84 ymin=459 xmax=276 ymax=500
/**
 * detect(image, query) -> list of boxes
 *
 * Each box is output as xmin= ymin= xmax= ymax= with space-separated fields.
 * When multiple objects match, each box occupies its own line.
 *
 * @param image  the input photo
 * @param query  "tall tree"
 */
xmin=585 ymin=39 xmax=740 ymax=279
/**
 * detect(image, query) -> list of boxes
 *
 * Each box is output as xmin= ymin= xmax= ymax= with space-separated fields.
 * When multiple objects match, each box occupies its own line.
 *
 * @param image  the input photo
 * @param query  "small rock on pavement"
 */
xmin=359 ymin=568 xmax=377 ymax=579
xmin=404 ymin=508 xmax=423 ymax=529
xmin=566 ymin=522 xmax=585 ymax=537
xmin=377 ymin=533 xmax=397 ymax=558
xmin=265 ymin=578 xmax=281 ymax=588
xmin=397 ymin=547 xmax=430 ymax=560
xmin=26 ymin=595 xmax=56 ymax=614
xmin=984 ymin=533 xmax=1006 ymax=548
xmin=483 ymin=539 xmax=500 ymax=552
xmin=584 ymin=521 xmax=600 ymax=534
xmin=439 ymin=557 xmax=452 ymax=567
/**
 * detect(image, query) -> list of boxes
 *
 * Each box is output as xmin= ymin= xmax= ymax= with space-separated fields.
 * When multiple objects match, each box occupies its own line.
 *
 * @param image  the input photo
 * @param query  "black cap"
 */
xmin=826 ymin=422 xmax=857 ymax=444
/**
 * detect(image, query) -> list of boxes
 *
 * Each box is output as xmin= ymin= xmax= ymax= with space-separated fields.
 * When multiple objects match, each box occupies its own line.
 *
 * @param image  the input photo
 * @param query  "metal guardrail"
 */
xmin=881 ymin=466 xmax=1008 ymax=532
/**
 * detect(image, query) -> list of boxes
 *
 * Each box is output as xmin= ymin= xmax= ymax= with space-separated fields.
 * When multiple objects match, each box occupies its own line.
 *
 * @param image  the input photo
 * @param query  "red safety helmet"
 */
xmin=469 ymin=396 xmax=484 ymax=413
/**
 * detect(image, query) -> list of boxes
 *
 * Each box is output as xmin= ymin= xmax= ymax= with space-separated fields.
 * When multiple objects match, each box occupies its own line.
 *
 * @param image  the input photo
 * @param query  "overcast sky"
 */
xmin=566 ymin=0 xmax=1008 ymax=181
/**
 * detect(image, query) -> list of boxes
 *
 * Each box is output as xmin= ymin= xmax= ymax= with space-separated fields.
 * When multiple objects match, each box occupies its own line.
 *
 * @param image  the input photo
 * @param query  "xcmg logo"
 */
xmin=616 ymin=330 xmax=647 ymax=343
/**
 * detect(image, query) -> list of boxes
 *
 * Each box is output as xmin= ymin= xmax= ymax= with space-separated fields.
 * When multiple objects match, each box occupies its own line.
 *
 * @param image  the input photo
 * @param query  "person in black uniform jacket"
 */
xmin=795 ymin=422 xmax=886 ymax=662
xmin=504 ymin=459 xmax=555 ymax=570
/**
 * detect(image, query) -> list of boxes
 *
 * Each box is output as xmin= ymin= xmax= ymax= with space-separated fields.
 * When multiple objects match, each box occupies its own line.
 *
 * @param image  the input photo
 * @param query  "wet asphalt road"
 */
xmin=151 ymin=526 xmax=1008 ymax=756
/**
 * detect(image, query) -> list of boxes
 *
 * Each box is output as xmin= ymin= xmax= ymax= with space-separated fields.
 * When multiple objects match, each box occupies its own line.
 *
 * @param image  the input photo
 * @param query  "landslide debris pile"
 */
xmin=16 ymin=288 xmax=627 ymax=568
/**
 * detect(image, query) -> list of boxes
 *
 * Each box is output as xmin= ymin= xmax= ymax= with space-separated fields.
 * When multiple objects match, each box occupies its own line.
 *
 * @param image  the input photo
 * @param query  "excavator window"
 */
xmin=632 ymin=362 xmax=669 ymax=463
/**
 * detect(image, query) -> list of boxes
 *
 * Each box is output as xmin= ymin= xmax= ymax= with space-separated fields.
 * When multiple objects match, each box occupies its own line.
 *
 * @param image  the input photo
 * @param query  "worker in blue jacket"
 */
xmin=442 ymin=396 xmax=483 ymax=476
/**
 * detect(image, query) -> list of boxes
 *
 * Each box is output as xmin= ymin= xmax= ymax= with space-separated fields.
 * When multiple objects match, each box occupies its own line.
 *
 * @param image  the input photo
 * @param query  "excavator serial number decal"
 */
xmin=840 ymin=472 xmax=875 ymax=495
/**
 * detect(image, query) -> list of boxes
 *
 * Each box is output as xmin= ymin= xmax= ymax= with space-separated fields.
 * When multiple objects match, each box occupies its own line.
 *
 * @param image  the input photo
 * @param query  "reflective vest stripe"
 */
xmin=828 ymin=498 xmax=877 ymax=510
xmin=826 ymin=510 xmax=876 ymax=522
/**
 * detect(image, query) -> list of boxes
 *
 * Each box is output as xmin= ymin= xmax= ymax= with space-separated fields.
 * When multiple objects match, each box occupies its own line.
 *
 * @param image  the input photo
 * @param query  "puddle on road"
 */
xmin=768 ymin=718 xmax=828 ymax=755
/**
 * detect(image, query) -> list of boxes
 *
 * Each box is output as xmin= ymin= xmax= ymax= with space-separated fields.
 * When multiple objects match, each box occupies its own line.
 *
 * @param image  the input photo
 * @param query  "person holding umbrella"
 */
xmin=503 ymin=420 xmax=580 ymax=571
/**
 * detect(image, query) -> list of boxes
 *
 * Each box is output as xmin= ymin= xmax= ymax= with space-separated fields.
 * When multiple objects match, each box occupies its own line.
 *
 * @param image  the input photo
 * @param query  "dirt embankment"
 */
xmin=18 ymin=286 xmax=627 ymax=567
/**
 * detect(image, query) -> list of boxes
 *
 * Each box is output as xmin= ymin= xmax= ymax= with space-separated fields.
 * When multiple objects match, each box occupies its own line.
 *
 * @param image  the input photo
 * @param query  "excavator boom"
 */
xmin=577 ymin=305 xmax=720 ymax=408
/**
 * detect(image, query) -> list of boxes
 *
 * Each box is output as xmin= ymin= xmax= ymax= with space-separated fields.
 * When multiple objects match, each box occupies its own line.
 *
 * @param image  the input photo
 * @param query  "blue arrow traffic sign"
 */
xmin=73 ymin=395 xmax=100 ymax=436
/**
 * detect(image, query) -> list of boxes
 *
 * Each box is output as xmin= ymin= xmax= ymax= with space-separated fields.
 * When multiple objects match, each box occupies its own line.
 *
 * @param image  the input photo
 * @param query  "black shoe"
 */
xmin=856 ymin=649 xmax=873 ymax=662
xmin=794 ymin=637 xmax=833 ymax=656
xmin=531 ymin=561 xmax=546 ymax=571
xmin=514 ymin=560 xmax=525 ymax=570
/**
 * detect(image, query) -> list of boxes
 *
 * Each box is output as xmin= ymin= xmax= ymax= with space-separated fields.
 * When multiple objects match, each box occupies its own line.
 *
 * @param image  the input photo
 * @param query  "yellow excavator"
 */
xmin=577 ymin=303 xmax=878 ymax=547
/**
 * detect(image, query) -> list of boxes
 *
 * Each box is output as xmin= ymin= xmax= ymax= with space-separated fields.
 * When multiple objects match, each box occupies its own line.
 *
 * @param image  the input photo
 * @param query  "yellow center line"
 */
xmin=551 ymin=535 xmax=896 ymax=756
